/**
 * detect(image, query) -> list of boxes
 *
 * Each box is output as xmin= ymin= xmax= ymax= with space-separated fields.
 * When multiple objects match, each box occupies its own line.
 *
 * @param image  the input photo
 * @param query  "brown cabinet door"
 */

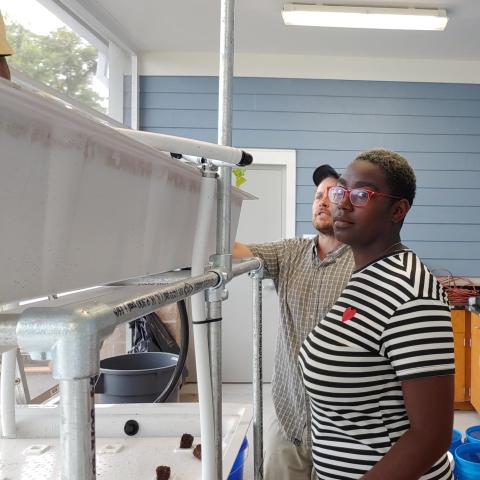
xmin=452 ymin=310 xmax=467 ymax=403
xmin=471 ymin=313 xmax=480 ymax=412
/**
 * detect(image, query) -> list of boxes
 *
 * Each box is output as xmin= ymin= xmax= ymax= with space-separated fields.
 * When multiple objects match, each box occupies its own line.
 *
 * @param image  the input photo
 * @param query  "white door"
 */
xmin=222 ymin=150 xmax=296 ymax=382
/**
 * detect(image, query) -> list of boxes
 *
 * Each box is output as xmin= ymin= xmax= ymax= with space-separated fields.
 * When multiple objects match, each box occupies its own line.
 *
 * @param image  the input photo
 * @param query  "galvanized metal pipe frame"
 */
xmin=213 ymin=0 xmax=236 ymax=478
xmin=218 ymin=0 xmax=235 ymax=149
xmin=251 ymin=269 xmax=264 ymax=480
xmin=0 ymin=259 xmax=261 ymax=479
xmin=59 ymin=378 xmax=95 ymax=480
xmin=206 ymin=297 xmax=223 ymax=480
xmin=1 ymin=271 xmax=220 ymax=479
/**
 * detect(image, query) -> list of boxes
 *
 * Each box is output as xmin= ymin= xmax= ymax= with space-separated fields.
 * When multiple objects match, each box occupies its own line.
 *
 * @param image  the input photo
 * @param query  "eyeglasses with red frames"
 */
xmin=327 ymin=185 xmax=401 ymax=208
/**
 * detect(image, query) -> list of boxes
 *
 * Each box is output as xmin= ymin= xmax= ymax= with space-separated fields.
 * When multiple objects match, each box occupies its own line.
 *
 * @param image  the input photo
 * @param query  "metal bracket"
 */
xmin=210 ymin=254 xmax=232 ymax=281
xmin=201 ymin=162 xmax=218 ymax=178
xmin=206 ymin=254 xmax=233 ymax=303
xmin=249 ymin=263 xmax=264 ymax=280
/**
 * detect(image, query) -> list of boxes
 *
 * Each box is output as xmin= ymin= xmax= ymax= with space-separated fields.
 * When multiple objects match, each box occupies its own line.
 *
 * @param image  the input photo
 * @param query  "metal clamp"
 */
xmin=201 ymin=162 xmax=218 ymax=178
xmin=249 ymin=263 xmax=264 ymax=280
xmin=206 ymin=253 xmax=233 ymax=303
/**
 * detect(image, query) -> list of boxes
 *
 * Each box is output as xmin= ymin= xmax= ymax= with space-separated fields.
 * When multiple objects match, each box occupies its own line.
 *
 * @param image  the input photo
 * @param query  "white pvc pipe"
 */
xmin=191 ymin=174 xmax=217 ymax=480
xmin=115 ymin=128 xmax=251 ymax=166
xmin=1 ymin=348 xmax=17 ymax=438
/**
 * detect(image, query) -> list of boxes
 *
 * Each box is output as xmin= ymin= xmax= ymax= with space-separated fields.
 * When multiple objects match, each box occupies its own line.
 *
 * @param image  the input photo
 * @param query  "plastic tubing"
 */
xmin=153 ymin=301 xmax=189 ymax=403
xmin=1 ymin=348 xmax=17 ymax=438
xmin=191 ymin=174 xmax=217 ymax=479
xmin=115 ymin=128 xmax=252 ymax=166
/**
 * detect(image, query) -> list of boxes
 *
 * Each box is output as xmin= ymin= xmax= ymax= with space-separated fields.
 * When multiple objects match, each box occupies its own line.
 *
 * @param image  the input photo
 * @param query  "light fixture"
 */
xmin=282 ymin=3 xmax=449 ymax=31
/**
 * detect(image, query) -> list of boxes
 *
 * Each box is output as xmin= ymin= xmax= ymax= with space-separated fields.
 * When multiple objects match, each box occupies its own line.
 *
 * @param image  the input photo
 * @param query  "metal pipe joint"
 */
xmin=248 ymin=262 xmax=264 ymax=280
xmin=16 ymin=307 xmax=114 ymax=380
xmin=208 ymin=253 xmax=233 ymax=297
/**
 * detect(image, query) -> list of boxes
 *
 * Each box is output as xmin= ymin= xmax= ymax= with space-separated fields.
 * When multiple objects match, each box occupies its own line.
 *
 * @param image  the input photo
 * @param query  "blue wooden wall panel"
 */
xmin=297 ymin=204 xmax=480 ymax=224
xmin=141 ymin=92 xmax=480 ymax=116
xmin=146 ymin=127 xmax=480 ymax=154
xmin=298 ymin=186 xmax=480 ymax=207
xmin=142 ymin=109 xmax=480 ymax=135
xmin=297 ymin=168 xmax=480 ymax=187
xmin=140 ymin=76 xmax=480 ymax=99
xmin=297 ymin=222 xmax=480 ymax=241
xmin=296 ymin=151 xmax=480 ymax=170
xmin=139 ymin=76 xmax=480 ymax=276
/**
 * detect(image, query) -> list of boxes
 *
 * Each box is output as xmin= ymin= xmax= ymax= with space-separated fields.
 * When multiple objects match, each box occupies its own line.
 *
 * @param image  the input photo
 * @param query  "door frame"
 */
xmin=243 ymin=148 xmax=296 ymax=238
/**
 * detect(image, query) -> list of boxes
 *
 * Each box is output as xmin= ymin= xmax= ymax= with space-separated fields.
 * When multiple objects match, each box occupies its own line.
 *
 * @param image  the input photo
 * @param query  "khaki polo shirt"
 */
xmin=249 ymin=237 xmax=354 ymax=445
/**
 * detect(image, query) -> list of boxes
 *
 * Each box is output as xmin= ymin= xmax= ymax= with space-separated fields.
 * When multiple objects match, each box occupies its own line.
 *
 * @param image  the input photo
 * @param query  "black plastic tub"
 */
xmin=96 ymin=352 xmax=179 ymax=403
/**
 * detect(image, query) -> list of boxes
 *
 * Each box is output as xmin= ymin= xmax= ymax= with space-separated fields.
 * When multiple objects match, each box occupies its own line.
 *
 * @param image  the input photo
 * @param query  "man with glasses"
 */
xmin=0 ymin=11 xmax=13 ymax=80
xmin=233 ymin=165 xmax=354 ymax=480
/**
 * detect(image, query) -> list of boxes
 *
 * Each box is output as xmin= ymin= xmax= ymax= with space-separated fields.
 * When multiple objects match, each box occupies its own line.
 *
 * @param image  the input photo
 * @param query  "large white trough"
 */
xmin=0 ymin=403 xmax=252 ymax=480
xmin=0 ymin=79 xmax=253 ymax=305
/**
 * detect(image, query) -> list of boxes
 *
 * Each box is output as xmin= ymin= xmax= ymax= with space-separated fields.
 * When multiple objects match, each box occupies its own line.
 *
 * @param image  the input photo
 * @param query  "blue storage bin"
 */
xmin=465 ymin=425 xmax=480 ymax=444
xmin=454 ymin=443 xmax=480 ymax=480
xmin=228 ymin=437 xmax=248 ymax=480
xmin=450 ymin=429 xmax=463 ymax=454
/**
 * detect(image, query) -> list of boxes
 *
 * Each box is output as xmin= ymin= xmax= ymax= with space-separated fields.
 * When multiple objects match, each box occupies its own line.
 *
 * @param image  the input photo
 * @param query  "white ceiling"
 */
xmin=89 ymin=0 xmax=479 ymax=61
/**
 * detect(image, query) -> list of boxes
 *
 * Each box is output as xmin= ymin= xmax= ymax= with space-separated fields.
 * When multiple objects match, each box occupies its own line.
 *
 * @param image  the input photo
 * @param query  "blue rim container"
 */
xmin=454 ymin=443 xmax=480 ymax=480
xmin=465 ymin=425 xmax=480 ymax=444
xmin=450 ymin=429 xmax=463 ymax=454
xmin=228 ymin=437 xmax=248 ymax=480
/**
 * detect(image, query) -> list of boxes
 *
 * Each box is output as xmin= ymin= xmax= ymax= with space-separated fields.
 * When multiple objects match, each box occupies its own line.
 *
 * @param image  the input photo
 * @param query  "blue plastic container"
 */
xmin=228 ymin=437 xmax=248 ymax=480
xmin=465 ymin=425 xmax=480 ymax=444
xmin=450 ymin=429 xmax=463 ymax=454
xmin=454 ymin=443 xmax=480 ymax=480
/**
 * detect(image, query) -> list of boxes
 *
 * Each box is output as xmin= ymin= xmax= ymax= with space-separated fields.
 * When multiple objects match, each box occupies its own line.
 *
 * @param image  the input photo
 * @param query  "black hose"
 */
xmin=153 ymin=299 xmax=189 ymax=403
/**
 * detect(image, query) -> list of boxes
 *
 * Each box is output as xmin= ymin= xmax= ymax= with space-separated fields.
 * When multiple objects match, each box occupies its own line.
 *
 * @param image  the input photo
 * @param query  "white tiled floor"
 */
xmin=222 ymin=383 xmax=480 ymax=480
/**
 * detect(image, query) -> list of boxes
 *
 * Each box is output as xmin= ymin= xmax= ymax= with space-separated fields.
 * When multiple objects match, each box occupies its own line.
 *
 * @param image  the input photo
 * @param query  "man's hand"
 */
xmin=233 ymin=242 xmax=253 ymax=259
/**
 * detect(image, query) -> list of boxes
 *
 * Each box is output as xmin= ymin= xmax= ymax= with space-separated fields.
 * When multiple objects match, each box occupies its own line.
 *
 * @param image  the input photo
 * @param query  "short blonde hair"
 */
xmin=0 ymin=12 xmax=13 ymax=56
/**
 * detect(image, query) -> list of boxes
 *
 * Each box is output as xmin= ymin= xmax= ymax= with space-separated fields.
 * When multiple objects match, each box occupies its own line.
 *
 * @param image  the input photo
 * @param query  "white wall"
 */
xmin=140 ymin=51 xmax=480 ymax=84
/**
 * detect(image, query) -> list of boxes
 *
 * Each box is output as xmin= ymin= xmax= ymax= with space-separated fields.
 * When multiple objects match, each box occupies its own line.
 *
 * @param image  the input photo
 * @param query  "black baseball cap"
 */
xmin=312 ymin=164 xmax=339 ymax=186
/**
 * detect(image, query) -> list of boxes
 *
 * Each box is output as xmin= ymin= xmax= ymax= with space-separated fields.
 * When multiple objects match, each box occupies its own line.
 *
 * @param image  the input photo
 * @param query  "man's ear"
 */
xmin=391 ymin=198 xmax=410 ymax=224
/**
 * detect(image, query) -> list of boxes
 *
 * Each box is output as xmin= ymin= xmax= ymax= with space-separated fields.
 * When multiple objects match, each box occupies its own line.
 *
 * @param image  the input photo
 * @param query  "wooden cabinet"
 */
xmin=453 ymin=310 xmax=480 ymax=413
xmin=471 ymin=312 xmax=480 ymax=412
xmin=452 ymin=309 xmax=472 ymax=408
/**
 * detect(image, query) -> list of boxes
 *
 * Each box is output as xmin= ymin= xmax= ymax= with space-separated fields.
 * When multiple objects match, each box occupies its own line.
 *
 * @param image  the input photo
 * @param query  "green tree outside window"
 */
xmin=6 ymin=19 xmax=105 ymax=112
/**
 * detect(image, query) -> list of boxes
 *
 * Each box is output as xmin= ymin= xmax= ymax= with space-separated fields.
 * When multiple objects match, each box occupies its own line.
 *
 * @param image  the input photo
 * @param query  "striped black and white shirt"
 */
xmin=249 ymin=238 xmax=354 ymax=445
xmin=299 ymin=249 xmax=454 ymax=480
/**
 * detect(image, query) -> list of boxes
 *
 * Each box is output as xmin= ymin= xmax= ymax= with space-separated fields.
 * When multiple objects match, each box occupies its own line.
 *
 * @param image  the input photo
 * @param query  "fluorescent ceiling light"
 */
xmin=282 ymin=4 xmax=449 ymax=31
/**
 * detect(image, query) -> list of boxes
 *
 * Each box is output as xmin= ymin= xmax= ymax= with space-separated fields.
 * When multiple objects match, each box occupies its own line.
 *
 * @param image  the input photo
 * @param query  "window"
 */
xmin=0 ymin=0 xmax=136 ymax=125
xmin=0 ymin=0 xmax=138 ymax=404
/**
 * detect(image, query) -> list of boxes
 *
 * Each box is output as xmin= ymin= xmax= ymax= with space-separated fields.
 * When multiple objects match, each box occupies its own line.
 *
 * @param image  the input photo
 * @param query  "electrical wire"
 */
xmin=154 ymin=299 xmax=190 ymax=403
xmin=433 ymin=269 xmax=479 ymax=307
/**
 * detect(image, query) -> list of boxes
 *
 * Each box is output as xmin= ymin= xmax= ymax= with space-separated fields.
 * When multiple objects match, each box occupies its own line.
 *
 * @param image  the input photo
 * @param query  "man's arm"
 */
xmin=233 ymin=241 xmax=253 ymax=259
xmin=361 ymin=374 xmax=454 ymax=479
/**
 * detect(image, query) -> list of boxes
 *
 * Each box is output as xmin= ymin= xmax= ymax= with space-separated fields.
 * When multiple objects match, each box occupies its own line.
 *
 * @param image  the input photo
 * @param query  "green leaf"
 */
xmin=232 ymin=167 xmax=247 ymax=188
